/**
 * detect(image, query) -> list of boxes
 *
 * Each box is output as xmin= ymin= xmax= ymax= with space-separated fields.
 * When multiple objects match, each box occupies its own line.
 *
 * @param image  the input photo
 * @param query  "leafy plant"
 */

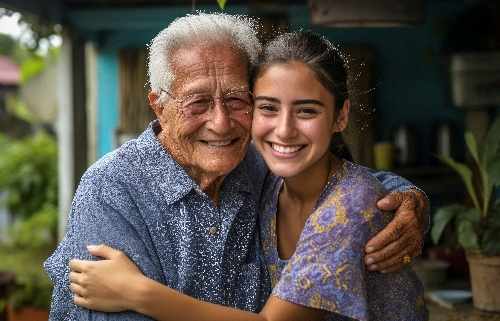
xmin=0 ymin=132 xmax=58 ymax=248
xmin=216 ymin=0 xmax=227 ymax=10
xmin=0 ymin=245 xmax=55 ymax=312
xmin=431 ymin=117 xmax=500 ymax=256
xmin=8 ymin=276 xmax=53 ymax=311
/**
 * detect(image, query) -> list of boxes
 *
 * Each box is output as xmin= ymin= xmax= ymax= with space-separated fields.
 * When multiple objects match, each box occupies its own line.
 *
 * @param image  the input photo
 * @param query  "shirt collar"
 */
xmin=135 ymin=121 xmax=254 ymax=205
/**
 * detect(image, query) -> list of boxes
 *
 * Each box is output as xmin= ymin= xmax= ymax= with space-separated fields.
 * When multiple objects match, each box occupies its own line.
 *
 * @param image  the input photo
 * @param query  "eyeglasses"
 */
xmin=161 ymin=89 xmax=254 ymax=119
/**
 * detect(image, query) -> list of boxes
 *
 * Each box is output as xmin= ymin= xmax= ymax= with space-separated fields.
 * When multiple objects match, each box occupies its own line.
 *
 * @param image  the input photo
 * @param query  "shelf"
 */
xmin=392 ymin=166 xmax=464 ymax=199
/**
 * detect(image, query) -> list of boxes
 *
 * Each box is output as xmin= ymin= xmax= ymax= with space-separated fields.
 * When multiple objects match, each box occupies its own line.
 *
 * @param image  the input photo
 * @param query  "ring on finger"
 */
xmin=403 ymin=254 xmax=411 ymax=264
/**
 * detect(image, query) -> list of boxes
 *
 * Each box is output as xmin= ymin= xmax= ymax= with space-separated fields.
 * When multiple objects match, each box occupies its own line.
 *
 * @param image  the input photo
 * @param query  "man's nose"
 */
xmin=206 ymin=98 xmax=233 ymax=132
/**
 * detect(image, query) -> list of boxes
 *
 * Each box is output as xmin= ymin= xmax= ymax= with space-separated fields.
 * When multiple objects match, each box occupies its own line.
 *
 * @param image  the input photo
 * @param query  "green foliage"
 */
xmin=4 ymin=93 xmax=35 ymax=123
xmin=216 ymin=0 xmax=227 ymax=10
xmin=8 ymin=276 xmax=53 ymax=311
xmin=20 ymin=55 xmax=46 ymax=83
xmin=0 ymin=33 xmax=31 ymax=64
xmin=0 ymin=245 xmax=55 ymax=311
xmin=432 ymin=117 xmax=500 ymax=256
xmin=9 ymin=203 xmax=58 ymax=248
xmin=0 ymin=132 xmax=58 ymax=248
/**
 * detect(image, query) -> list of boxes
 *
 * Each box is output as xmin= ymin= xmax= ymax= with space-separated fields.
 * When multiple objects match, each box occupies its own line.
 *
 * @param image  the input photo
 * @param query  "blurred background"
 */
xmin=0 ymin=0 xmax=499 ymax=319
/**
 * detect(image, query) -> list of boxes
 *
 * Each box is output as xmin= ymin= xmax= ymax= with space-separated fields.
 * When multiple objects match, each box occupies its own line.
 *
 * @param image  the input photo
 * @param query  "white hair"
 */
xmin=148 ymin=12 xmax=262 ymax=102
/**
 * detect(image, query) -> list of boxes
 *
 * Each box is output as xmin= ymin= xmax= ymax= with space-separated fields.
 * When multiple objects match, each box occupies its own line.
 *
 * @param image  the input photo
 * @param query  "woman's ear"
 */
xmin=149 ymin=92 xmax=164 ymax=120
xmin=333 ymin=99 xmax=350 ymax=133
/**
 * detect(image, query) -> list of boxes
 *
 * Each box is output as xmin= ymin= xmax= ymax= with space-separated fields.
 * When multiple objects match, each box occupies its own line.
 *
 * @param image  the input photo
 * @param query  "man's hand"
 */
xmin=364 ymin=189 xmax=429 ymax=273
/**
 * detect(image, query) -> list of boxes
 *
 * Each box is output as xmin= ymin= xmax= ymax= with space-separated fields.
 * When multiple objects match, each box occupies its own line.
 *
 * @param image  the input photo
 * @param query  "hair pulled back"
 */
xmin=251 ymin=32 xmax=353 ymax=161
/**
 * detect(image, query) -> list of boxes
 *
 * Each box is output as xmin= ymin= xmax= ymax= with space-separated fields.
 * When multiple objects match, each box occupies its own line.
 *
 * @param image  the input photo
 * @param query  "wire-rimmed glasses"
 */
xmin=161 ymin=89 xmax=254 ymax=118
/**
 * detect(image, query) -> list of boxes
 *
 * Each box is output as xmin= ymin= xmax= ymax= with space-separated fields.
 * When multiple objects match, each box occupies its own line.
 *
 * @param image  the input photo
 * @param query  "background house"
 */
xmin=1 ymin=0 xmax=499 ymax=242
xmin=0 ymin=54 xmax=31 ymax=138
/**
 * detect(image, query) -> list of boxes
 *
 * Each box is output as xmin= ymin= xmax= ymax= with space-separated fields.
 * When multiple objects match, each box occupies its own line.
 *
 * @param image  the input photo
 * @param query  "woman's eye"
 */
xmin=297 ymin=108 xmax=318 ymax=115
xmin=257 ymin=104 xmax=277 ymax=113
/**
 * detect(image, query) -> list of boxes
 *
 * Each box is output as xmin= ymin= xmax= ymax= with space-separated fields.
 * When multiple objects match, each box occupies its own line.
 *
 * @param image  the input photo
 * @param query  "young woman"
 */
xmin=69 ymin=32 xmax=428 ymax=321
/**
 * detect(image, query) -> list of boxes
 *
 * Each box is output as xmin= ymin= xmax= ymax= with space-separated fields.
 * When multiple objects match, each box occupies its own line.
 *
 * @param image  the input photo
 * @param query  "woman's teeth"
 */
xmin=272 ymin=144 xmax=302 ymax=154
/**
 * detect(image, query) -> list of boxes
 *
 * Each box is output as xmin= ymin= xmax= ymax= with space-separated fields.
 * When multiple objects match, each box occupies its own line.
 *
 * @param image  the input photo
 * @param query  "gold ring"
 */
xmin=403 ymin=254 xmax=411 ymax=264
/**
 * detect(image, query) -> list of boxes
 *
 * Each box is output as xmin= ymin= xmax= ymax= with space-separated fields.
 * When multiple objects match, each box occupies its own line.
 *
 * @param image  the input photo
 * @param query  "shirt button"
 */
xmin=222 ymin=290 xmax=227 ymax=297
xmin=209 ymin=226 xmax=217 ymax=234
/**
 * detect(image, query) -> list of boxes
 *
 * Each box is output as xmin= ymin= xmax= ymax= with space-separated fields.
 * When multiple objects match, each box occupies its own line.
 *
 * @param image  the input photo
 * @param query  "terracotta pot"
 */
xmin=6 ymin=304 xmax=49 ymax=321
xmin=467 ymin=253 xmax=500 ymax=312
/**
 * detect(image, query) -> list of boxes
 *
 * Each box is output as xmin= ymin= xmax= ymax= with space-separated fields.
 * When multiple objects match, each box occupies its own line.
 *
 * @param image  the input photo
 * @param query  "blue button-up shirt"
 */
xmin=45 ymin=121 xmax=270 ymax=320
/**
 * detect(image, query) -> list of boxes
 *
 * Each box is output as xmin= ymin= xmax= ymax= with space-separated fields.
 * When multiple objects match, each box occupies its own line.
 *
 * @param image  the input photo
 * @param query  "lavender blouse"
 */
xmin=259 ymin=161 xmax=428 ymax=321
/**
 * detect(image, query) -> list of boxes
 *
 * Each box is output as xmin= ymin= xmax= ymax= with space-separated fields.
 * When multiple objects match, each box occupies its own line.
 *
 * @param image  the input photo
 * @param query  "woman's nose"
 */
xmin=275 ymin=112 xmax=296 ymax=138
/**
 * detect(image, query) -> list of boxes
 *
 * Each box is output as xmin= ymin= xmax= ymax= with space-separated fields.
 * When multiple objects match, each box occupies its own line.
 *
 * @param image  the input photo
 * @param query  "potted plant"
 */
xmin=6 ymin=275 xmax=52 ymax=321
xmin=0 ymin=242 xmax=54 ymax=321
xmin=431 ymin=116 xmax=500 ymax=312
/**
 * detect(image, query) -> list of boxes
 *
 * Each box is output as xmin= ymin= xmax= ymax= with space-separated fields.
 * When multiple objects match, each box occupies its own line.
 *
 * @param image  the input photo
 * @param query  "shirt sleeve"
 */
xmin=368 ymin=168 xmax=430 ymax=234
xmin=271 ymin=176 xmax=389 ymax=320
xmin=44 ymin=169 xmax=162 ymax=320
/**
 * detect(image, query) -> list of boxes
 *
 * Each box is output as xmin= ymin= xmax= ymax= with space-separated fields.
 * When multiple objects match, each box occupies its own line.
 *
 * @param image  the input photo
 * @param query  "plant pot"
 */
xmin=466 ymin=252 xmax=500 ymax=312
xmin=411 ymin=257 xmax=450 ymax=290
xmin=6 ymin=304 xmax=49 ymax=321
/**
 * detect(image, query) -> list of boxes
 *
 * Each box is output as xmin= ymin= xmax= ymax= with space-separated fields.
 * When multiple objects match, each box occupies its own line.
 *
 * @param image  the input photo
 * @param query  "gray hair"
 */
xmin=148 ymin=12 xmax=262 ymax=102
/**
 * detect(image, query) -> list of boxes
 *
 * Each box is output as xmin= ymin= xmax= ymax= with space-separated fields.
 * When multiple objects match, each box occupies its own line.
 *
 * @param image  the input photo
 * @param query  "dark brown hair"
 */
xmin=251 ymin=31 xmax=353 ymax=161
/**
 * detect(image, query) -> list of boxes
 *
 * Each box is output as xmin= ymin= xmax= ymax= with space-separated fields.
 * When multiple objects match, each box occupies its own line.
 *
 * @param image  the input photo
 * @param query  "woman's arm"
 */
xmin=69 ymin=245 xmax=329 ymax=321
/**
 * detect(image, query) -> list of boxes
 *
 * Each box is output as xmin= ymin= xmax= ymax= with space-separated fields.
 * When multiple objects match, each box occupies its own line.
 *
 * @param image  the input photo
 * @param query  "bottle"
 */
xmin=393 ymin=125 xmax=418 ymax=167
xmin=434 ymin=121 xmax=456 ymax=159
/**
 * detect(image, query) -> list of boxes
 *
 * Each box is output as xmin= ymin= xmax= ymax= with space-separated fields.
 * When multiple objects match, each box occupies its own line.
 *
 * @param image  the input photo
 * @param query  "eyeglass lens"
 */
xmin=181 ymin=92 xmax=253 ymax=118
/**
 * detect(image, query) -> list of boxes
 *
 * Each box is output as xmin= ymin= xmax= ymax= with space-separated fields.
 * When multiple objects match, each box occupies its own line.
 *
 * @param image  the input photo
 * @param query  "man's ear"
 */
xmin=149 ymin=92 xmax=164 ymax=120
xmin=333 ymin=99 xmax=350 ymax=133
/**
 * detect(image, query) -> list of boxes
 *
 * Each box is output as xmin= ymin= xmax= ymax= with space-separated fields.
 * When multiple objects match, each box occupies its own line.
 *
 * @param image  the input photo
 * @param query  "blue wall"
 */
xmin=83 ymin=2 xmax=481 ymax=161
xmin=96 ymin=50 xmax=119 ymax=157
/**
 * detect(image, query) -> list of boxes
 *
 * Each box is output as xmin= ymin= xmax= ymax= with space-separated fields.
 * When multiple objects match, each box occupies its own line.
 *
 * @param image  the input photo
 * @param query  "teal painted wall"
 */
xmin=97 ymin=50 xmax=119 ymax=157
xmin=293 ymin=2 xmax=469 ymax=165
xmin=87 ymin=2 xmax=485 ymax=162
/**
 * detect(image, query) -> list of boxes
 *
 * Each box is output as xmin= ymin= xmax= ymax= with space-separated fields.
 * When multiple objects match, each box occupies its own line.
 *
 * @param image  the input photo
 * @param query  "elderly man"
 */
xmin=45 ymin=12 xmax=428 ymax=320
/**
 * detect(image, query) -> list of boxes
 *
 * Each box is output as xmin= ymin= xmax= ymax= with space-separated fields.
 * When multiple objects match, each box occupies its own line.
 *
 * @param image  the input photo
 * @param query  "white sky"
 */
xmin=0 ymin=12 xmax=23 ymax=37
xmin=0 ymin=11 xmax=62 ymax=53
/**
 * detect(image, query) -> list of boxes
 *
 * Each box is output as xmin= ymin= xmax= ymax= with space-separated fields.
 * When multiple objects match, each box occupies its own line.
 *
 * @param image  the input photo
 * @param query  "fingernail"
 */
xmin=366 ymin=247 xmax=374 ymax=253
xmin=368 ymin=264 xmax=377 ymax=271
xmin=87 ymin=245 xmax=97 ymax=249
xmin=366 ymin=257 xmax=374 ymax=265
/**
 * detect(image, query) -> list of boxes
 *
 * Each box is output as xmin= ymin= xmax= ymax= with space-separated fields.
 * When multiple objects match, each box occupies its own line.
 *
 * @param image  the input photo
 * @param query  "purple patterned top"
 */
xmin=259 ymin=161 xmax=428 ymax=321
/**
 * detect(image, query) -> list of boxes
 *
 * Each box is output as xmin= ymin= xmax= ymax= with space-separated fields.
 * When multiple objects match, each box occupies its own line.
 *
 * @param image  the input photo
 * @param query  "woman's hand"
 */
xmin=69 ymin=244 xmax=144 ymax=312
xmin=365 ymin=189 xmax=429 ymax=273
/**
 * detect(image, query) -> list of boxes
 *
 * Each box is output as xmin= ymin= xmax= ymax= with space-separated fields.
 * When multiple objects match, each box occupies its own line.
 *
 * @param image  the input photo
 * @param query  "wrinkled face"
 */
xmin=252 ymin=61 xmax=347 ymax=178
xmin=149 ymin=44 xmax=252 ymax=183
